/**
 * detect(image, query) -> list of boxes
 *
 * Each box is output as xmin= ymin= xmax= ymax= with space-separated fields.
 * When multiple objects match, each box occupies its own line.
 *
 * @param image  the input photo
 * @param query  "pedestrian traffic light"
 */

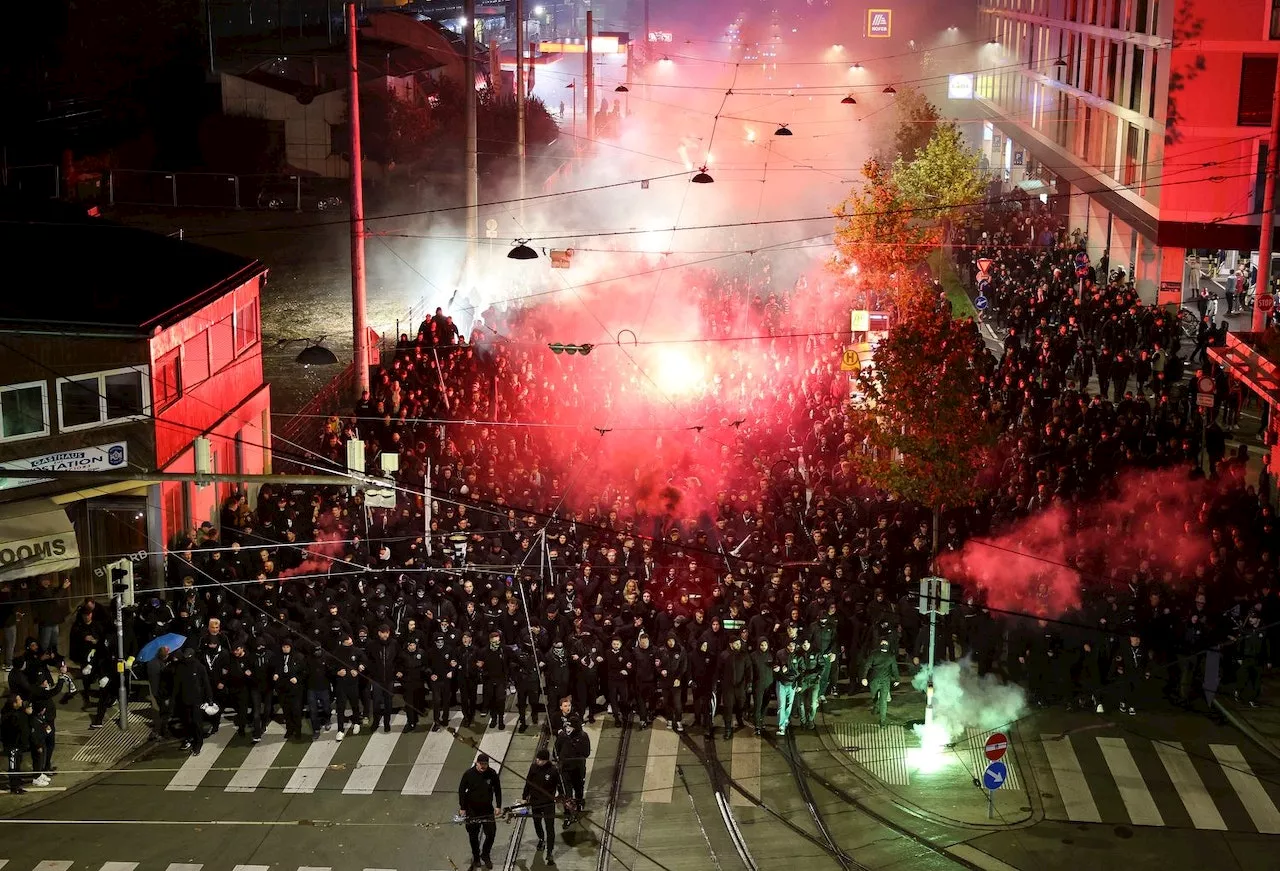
xmin=548 ymin=343 xmax=594 ymax=355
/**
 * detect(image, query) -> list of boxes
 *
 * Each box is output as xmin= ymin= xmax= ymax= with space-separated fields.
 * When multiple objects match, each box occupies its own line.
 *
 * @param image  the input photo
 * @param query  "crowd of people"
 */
xmin=3 ymin=200 xmax=1277 ymax=817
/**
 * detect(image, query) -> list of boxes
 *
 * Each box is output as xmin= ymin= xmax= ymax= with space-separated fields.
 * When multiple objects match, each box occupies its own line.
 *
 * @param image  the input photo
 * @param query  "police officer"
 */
xmin=523 ymin=748 xmax=562 ymax=864
xmin=860 ymin=638 xmax=900 ymax=728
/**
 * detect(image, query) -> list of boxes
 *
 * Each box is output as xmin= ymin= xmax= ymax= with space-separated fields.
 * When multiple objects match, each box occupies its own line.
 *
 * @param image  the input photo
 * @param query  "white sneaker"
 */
xmin=336 ymin=729 xmax=344 ymax=742
xmin=33 ymin=775 xmax=51 ymax=787
xmin=351 ymin=723 xmax=360 ymax=735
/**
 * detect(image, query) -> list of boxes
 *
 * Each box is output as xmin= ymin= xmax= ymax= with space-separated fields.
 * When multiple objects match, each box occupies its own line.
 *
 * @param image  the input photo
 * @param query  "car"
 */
xmin=256 ymin=179 xmax=343 ymax=211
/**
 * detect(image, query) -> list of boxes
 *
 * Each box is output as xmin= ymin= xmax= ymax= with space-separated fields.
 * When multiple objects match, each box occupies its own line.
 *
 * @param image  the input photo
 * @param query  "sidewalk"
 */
xmin=1213 ymin=672 xmax=1280 ymax=761
xmin=0 ymin=671 xmax=153 ymax=814
xmin=818 ymin=682 xmax=1034 ymax=829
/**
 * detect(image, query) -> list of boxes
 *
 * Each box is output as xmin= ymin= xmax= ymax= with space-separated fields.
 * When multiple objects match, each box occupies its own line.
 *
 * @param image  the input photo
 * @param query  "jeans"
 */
xmin=37 ymin=624 xmax=59 ymax=655
xmin=775 ymin=683 xmax=796 ymax=733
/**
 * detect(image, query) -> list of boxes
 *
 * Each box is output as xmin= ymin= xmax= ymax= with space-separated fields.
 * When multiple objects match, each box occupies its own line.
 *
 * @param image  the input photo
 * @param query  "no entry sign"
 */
xmin=984 ymin=732 xmax=1008 ymax=761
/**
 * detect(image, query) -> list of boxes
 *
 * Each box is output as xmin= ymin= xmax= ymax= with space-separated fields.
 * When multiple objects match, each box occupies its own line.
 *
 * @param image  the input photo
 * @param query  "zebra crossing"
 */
xmin=154 ymin=716 xmax=758 ymax=802
xmin=1038 ymin=732 xmax=1280 ymax=833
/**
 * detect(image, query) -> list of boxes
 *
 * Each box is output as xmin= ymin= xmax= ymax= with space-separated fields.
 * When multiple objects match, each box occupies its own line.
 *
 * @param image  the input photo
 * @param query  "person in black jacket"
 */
xmin=510 ymin=640 xmax=541 ymax=733
xmin=304 ymin=644 xmax=332 ymax=737
xmin=396 ymin=636 xmax=426 ymax=731
xmin=426 ymin=634 xmax=456 ymax=730
xmin=522 ymin=748 xmax=562 ymax=864
xmin=716 ymin=637 xmax=750 ymax=739
xmin=602 ymin=636 xmax=632 ymax=724
xmin=555 ymin=714 xmax=591 ymax=810
xmin=274 ymin=638 xmax=304 ymax=739
xmin=748 ymin=637 xmax=775 ymax=735
xmin=657 ymin=633 xmax=687 ymax=732
xmin=365 ymin=625 xmax=399 ymax=733
xmin=475 ymin=631 xmax=509 ymax=730
xmin=632 ymin=633 xmax=658 ymax=728
xmin=170 ymin=648 xmax=213 ymax=755
xmin=2 ymin=692 xmax=31 ymax=794
xmin=458 ymin=752 xmax=503 ymax=869
xmin=333 ymin=633 xmax=368 ymax=738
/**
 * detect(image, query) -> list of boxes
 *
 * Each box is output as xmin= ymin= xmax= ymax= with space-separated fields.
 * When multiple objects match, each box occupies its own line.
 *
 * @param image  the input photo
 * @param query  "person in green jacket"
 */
xmin=774 ymin=640 xmax=803 ymax=736
xmin=860 ymin=638 xmax=901 ymax=727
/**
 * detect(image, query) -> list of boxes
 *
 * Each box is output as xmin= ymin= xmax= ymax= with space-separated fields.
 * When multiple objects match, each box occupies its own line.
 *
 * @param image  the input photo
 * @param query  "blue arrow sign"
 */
xmin=974 ymin=294 xmax=989 ymax=311
xmin=1074 ymin=252 xmax=1089 ymax=267
xmin=982 ymin=760 xmax=1008 ymax=791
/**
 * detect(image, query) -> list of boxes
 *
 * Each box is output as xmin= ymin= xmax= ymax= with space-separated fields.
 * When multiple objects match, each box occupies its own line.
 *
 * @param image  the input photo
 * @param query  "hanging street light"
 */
xmin=508 ymin=239 xmax=539 ymax=260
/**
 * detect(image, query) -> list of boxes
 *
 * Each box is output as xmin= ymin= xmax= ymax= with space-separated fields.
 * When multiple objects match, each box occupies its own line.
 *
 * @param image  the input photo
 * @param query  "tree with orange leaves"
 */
xmin=831 ymin=158 xmax=941 ymax=290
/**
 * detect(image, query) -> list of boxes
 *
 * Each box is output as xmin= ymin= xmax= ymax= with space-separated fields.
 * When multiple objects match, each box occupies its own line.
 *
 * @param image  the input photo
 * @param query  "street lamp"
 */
xmin=508 ymin=239 xmax=539 ymax=259
xmin=615 ymin=84 xmax=629 ymax=92
xmin=774 ymin=124 xmax=792 ymax=136
xmin=691 ymin=165 xmax=714 ymax=184
xmin=882 ymin=85 xmax=897 ymax=94
xmin=841 ymin=95 xmax=857 ymax=105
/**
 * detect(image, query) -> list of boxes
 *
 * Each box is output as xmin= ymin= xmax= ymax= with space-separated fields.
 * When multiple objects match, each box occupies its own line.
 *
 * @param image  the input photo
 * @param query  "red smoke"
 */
xmin=939 ymin=467 xmax=1226 ymax=618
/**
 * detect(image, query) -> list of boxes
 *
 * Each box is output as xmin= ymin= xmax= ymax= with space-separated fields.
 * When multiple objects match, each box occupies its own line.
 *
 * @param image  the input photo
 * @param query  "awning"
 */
xmin=0 ymin=498 xmax=81 ymax=582
xmin=1016 ymin=179 xmax=1048 ymax=193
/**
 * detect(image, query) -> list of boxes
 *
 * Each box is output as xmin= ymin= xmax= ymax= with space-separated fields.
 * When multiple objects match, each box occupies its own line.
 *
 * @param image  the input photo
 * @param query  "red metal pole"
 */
xmin=347 ymin=2 xmax=371 ymax=397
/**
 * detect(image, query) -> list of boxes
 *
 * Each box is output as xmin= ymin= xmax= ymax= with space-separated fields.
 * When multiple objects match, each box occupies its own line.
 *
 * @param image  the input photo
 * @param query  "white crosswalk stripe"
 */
xmin=165 ymin=727 xmax=234 ymax=791
xmin=283 ymin=732 xmax=343 ymax=794
xmin=401 ymin=714 xmax=462 ymax=795
xmin=226 ymin=722 xmax=288 ymax=793
xmin=1040 ymin=734 xmax=1280 ymax=832
xmin=641 ymin=719 xmax=679 ymax=803
xmin=343 ymin=713 xmax=408 ymax=794
xmin=32 ymin=863 xmax=72 ymax=871
xmin=729 ymin=733 xmax=762 ymax=807
xmin=99 ymin=865 xmax=140 ymax=871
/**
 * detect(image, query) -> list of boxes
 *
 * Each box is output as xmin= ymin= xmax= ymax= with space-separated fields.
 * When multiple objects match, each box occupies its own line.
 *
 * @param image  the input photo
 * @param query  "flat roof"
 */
xmin=0 ymin=214 xmax=264 ymax=334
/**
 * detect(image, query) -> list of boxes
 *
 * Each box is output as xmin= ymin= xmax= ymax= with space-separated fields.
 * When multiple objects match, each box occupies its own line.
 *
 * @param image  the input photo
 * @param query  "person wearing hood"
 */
xmin=476 ymin=630 xmax=510 ymax=730
xmin=554 ymin=714 xmax=592 ymax=812
xmin=774 ymin=639 xmax=803 ymax=737
xmin=304 ymin=643 xmax=333 ymax=737
xmin=170 ymin=648 xmax=214 ymax=755
xmin=748 ymin=637 xmax=775 ymax=735
xmin=657 ymin=633 xmax=687 ymax=731
xmin=860 ymin=638 xmax=900 ymax=728
xmin=274 ymin=638 xmax=304 ymax=739
xmin=715 ymin=637 xmax=750 ymax=739
xmin=510 ymin=636 xmax=541 ymax=733
xmin=541 ymin=640 xmax=572 ymax=715
xmin=426 ymin=632 xmax=456 ymax=730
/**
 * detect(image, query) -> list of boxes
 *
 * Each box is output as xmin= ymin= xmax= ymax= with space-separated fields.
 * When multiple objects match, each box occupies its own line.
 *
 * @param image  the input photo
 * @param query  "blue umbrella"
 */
xmin=137 ymin=632 xmax=187 ymax=663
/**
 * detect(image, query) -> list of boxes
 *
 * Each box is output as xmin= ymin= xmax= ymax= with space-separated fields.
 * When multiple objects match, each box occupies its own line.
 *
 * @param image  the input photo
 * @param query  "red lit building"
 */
xmin=0 ymin=209 xmax=269 ymax=598
xmin=975 ymin=0 xmax=1280 ymax=303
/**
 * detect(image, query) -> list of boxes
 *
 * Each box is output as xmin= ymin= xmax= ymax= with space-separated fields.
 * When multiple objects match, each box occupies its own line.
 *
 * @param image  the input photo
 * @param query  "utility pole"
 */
xmin=1255 ymin=60 xmax=1280 ymax=332
xmin=464 ymin=0 xmax=479 ymax=290
xmin=586 ymin=11 xmax=595 ymax=148
xmin=516 ymin=0 xmax=527 ymax=222
xmin=347 ymin=2 xmax=370 ymax=398
xmin=111 ymin=570 xmax=130 ymax=730
xmin=918 ymin=576 xmax=950 ymax=730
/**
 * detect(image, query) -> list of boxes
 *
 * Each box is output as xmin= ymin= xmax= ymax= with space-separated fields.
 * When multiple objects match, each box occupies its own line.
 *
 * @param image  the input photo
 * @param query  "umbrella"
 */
xmin=137 ymin=632 xmax=187 ymax=663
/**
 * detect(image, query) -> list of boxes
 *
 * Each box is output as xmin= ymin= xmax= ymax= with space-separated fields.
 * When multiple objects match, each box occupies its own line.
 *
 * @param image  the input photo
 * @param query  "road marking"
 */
xmin=475 ymin=712 xmax=518 ymax=773
xmin=297 ymin=867 xmax=332 ymax=871
xmin=344 ymin=713 xmax=408 ymax=794
xmin=1212 ymin=744 xmax=1280 ymax=834
xmin=165 ymin=727 xmax=234 ymax=791
xmin=1040 ymin=734 xmax=1100 ymax=822
xmin=582 ymin=718 xmax=603 ymax=794
xmin=1153 ymin=741 xmax=1226 ymax=830
xmin=946 ymin=844 xmax=1022 ymax=871
xmin=33 ymin=863 xmax=73 ymax=871
xmin=99 ymin=864 xmax=140 ymax=871
xmin=641 ymin=719 xmax=679 ymax=803
xmin=283 ymin=732 xmax=343 ymax=794
xmin=164 ymin=866 xmax=203 ymax=871
xmin=1097 ymin=737 xmax=1163 ymax=826
xmin=402 ymin=714 xmax=462 ymax=795
xmin=231 ymin=866 xmax=271 ymax=871
xmin=226 ymin=722 xmax=288 ymax=793
xmin=730 ymin=733 xmax=762 ymax=807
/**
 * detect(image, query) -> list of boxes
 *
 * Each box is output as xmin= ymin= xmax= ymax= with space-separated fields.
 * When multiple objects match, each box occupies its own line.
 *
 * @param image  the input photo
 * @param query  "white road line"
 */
xmin=476 ymin=712 xmax=517 ymax=773
xmin=297 ymin=867 xmax=333 ymax=871
xmin=402 ymin=714 xmax=462 ymax=795
xmin=1153 ymin=741 xmax=1226 ymax=830
xmin=226 ymin=722 xmax=288 ymax=793
xmin=343 ymin=713 xmax=408 ymax=794
xmin=730 ymin=733 xmax=762 ymax=807
xmin=231 ymin=866 xmax=271 ymax=871
xmin=1211 ymin=744 xmax=1280 ymax=834
xmin=582 ymin=719 xmax=603 ymax=791
xmin=33 ymin=863 xmax=73 ymax=871
xmin=1097 ymin=737 xmax=1163 ymax=826
xmin=165 ymin=726 xmax=235 ymax=791
xmin=641 ymin=720 xmax=679 ymax=804
xmin=283 ymin=733 xmax=343 ymax=794
xmin=164 ymin=866 xmax=203 ymax=871
xmin=1040 ymin=734 xmax=1101 ymax=823
xmin=99 ymin=864 xmax=139 ymax=871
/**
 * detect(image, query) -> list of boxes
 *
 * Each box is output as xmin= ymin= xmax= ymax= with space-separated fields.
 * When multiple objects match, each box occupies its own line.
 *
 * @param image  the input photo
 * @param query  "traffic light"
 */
xmin=548 ymin=343 xmax=595 ymax=355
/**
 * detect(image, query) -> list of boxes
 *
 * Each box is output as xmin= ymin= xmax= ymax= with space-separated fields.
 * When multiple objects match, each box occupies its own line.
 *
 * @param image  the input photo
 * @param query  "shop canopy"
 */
xmin=0 ymin=498 xmax=81 ymax=582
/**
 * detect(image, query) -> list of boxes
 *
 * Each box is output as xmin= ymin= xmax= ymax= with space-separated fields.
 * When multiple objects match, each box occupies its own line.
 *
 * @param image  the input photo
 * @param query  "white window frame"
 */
xmin=0 ymin=380 xmax=50 ymax=443
xmin=56 ymin=366 xmax=152 ymax=433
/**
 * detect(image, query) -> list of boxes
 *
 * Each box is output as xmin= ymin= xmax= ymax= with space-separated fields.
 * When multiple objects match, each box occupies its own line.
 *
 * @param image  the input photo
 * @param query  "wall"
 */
xmin=362 ymin=11 xmax=466 ymax=83
xmin=222 ymin=74 xmax=351 ymax=177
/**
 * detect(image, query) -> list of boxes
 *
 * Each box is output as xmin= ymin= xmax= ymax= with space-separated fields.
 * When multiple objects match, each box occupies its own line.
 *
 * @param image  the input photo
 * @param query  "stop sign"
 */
xmin=1259 ymin=293 xmax=1275 ymax=313
xmin=984 ymin=732 xmax=1009 ymax=762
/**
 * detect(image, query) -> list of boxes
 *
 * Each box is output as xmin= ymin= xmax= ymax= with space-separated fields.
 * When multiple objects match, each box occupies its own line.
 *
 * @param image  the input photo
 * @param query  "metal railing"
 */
xmin=274 ymin=358 xmax=358 ymax=470
xmin=1 ymin=163 xmax=60 ymax=199
xmin=105 ymin=170 xmax=345 ymax=211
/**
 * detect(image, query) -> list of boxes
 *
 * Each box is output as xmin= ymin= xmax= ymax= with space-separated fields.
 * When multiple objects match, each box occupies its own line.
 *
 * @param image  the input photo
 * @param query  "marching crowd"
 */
xmin=2 ymin=203 xmax=1277 ymax=849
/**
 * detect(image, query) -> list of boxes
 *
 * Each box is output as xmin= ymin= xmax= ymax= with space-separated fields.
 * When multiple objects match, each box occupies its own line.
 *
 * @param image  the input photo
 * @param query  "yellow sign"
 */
xmin=841 ymin=347 xmax=861 ymax=372
xmin=867 ymin=9 xmax=892 ymax=39
xmin=851 ymin=310 xmax=870 ymax=332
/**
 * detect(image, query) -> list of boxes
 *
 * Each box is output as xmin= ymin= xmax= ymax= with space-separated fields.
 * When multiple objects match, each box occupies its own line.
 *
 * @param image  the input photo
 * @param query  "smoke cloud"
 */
xmin=909 ymin=659 xmax=1027 ymax=775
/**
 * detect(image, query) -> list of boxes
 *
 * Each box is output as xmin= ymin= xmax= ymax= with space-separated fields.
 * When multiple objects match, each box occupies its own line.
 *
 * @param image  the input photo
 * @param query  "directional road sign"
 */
xmin=974 ymin=294 xmax=989 ymax=311
xmin=1075 ymin=251 xmax=1089 ymax=278
xmin=984 ymin=732 xmax=1008 ymax=762
xmin=982 ymin=760 xmax=1008 ymax=790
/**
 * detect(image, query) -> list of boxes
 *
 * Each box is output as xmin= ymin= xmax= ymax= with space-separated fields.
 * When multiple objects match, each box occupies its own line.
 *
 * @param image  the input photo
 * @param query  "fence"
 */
xmin=105 ymin=169 xmax=345 ymax=211
xmin=1 ymin=163 xmax=60 ymax=199
xmin=273 ymin=358 xmax=357 ymax=471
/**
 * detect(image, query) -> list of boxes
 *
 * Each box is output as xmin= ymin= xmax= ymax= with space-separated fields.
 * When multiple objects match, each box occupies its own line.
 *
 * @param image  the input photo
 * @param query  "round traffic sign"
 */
xmin=1198 ymin=375 xmax=1215 ymax=394
xmin=984 ymin=732 xmax=1008 ymax=761
xmin=982 ymin=760 xmax=1008 ymax=790
xmin=974 ymin=294 xmax=989 ymax=311
xmin=1260 ymin=293 xmax=1275 ymax=313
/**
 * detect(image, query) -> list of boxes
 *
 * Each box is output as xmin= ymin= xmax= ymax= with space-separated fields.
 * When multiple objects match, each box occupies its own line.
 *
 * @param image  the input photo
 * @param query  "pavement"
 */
xmin=1213 ymin=674 xmax=1280 ymax=762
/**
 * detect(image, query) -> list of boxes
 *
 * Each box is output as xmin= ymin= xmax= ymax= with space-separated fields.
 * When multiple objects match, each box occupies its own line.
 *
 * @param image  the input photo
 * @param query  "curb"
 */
xmin=0 ymin=730 xmax=158 ymax=821
xmin=1212 ymin=698 xmax=1280 ymax=763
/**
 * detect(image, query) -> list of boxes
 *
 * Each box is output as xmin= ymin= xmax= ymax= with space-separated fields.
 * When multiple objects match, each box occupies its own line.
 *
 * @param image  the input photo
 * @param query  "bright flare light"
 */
xmin=906 ymin=721 xmax=954 ymax=776
xmin=650 ymin=347 xmax=707 ymax=397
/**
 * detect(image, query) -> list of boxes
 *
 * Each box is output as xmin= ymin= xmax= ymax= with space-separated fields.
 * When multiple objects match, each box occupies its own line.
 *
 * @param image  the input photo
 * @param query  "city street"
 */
xmin=3 ymin=691 xmax=1280 ymax=871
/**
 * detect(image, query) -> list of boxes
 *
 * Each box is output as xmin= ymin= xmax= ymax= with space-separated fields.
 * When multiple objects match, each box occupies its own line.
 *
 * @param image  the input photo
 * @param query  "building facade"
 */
xmin=0 ymin=211 xmax=270 ymax=604
xmin=976 ymin=0 xmax=1280 ymax=303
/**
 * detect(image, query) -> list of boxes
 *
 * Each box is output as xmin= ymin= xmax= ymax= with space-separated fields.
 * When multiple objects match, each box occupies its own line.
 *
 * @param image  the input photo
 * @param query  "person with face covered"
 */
xmin=657 ymin=632 xmax=687 ymax=731
xmin=427 ymin=632 xmax=457 ymax=729
xmin=554 ymin=714 xmax=591 ymax=812
xmin=860 ymin=638 xmax=900 ymax=728
xmin=456 ymin=630 xmax=480 ymax=727
xmin=602 ymin=636 xmax=633 ymax=724
xmin=748 ymin=637 xmax=775 ymax=735
xmin=509 ymin=636 xmax=541 ymax=732
xmin=476 ymin=631 xmax=510 ymax=730
xmin=570 ymin=626 xmax=603 ymax=723
xmin=332 ymin=633 xmax=368 ymax=738
xmin=689 ymin=638 xmax=717 ymax=732
xmin=541 ymin=640 xmax=572 ymax=715
xmin=715 ymin=636 xmax=750 ymax=739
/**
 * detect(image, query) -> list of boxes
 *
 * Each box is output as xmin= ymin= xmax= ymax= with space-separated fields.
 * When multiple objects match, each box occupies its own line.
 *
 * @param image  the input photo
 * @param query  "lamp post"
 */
xmin=346 ymin=2 xmax=370 ymax=397
xmin=464 ymin=0 xmax=479 ymax=289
